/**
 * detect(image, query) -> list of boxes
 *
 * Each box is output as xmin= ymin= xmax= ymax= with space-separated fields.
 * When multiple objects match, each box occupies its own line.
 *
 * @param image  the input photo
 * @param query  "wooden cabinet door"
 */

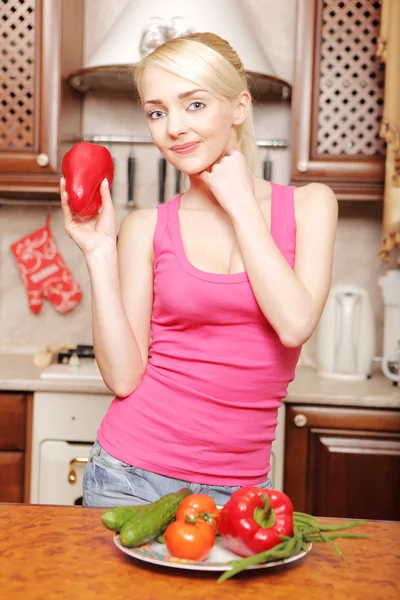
xmin=284 ymin=405 xmax=400 ymax=520
xmin=0 ymin=452 xmax=25 ymax=502
xmin=290 ymin=0 xmax=386 ymax=200
xmin=0 ymin=394 xmax=26 ymax=451
xmin=0 ymin=392 xmax=33 ymax=502
xmin=0 ymin=0 xmax=83 ymax=198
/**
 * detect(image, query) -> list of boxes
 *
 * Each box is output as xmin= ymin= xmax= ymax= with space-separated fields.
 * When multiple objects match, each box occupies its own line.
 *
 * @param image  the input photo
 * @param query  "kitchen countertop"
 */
xmin=0 ymin=352 xmax=399 ymax=408
xmin=1 ymin=504 xmax=399 ymax=600
xmin=0 ymin=352 xmax=111 ymax=395
xmin=286 ymin=365 xmax=400 ymax=409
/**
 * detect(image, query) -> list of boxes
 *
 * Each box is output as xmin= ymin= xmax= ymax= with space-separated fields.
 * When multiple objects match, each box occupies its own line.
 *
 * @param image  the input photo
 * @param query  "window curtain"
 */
xmin=376 ymin=0 xmax=400 ymax=265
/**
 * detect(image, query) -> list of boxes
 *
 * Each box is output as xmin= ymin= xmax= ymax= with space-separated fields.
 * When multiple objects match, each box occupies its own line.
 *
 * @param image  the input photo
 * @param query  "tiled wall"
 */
xmin=0 ymin=0 xmax=387 ymax=357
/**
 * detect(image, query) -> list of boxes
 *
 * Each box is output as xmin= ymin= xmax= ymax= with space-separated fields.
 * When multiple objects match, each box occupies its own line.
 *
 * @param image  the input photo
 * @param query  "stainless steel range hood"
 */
xmin=68 ymin=0 xmax=291 ymax=101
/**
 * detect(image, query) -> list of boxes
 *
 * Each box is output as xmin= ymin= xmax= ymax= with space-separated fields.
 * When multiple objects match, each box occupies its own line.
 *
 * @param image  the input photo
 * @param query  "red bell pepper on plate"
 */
xmin=218 ymin=487 xmax=294 ymax=557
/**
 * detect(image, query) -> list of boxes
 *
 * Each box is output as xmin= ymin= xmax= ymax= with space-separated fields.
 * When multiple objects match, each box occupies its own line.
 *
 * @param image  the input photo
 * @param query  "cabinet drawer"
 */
xmin=0 ymin=452 xmax=24 ymax=503
xmin=286 ymin=405 xmax=400 ymax=432
xmin=0 ymin=394 xmax=26 ymax=450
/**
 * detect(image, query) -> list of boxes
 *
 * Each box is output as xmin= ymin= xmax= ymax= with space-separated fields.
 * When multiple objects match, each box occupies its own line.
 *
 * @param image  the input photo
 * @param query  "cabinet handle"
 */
xmin=294 ymin=414 xmax=308 ymax=428
xmin=68 ymin=457 xmax=89 ymax=484
xmin=296 ymin=160 xmax=309 ymax=173
xmin=37 ymin=153 xmax=50 ymax=167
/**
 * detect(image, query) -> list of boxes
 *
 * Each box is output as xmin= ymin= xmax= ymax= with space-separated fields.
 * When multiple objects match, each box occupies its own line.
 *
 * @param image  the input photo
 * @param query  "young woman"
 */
xmin=60 ymin=33 xmax=337 ymax=507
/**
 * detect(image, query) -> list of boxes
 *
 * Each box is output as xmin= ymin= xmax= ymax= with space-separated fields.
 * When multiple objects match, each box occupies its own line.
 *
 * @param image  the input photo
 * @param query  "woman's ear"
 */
xmin=232 ymin=90 xmax=252 ymax=126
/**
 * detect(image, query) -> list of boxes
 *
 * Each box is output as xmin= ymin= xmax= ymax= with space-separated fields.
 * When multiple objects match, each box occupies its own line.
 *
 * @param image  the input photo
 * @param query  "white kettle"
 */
xmin=379 ymin=270 xmax=400 ymax=384
xmin=316 ymin=284 xmax=376 ymax=380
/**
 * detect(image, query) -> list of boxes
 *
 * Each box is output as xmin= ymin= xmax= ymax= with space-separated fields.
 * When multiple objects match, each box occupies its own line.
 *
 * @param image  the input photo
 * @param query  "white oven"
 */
xmin=31 ymin=394 xmax=285 ymax=505
xmin=30 ymin=391 xmax=113 ymax=505
xmin=270 ymin=404 xmax=285 ymax=491
xmin=31 ymin=367 xmax=285 ymax=505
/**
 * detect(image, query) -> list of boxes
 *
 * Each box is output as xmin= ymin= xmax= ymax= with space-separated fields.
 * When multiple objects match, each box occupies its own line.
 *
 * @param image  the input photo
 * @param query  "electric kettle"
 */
xmin=379 ymin=270 xmax=400 ymax=384
xmin=316 ymin=284 xmax=376 ymax=380
xmin=381 ymin=342 xmax=399 ymax=384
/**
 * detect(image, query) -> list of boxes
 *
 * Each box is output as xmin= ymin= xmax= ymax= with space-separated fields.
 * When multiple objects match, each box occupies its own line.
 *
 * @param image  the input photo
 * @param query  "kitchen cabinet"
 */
xmin=284 ymin=404 xmax=400 ymax=520
xmin=290 ymin=0 xmax=386 ymax=200
xmin=0 ymin=0 xmax=83 ymax=198
xmin=0 ymin=392 xmax=33 ymax=502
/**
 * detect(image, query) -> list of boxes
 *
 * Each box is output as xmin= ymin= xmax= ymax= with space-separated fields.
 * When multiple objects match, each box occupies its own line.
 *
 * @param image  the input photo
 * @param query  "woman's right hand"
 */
xmin=60 ymin=177 xmax=117 ymax=257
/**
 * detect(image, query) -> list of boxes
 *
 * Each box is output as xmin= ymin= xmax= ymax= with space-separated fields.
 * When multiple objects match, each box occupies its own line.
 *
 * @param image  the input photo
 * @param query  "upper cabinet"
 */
xmin=290 ymin=0 xmax=386 ymax=200
xmin=0 ymin=0 xmax=83 ymax=199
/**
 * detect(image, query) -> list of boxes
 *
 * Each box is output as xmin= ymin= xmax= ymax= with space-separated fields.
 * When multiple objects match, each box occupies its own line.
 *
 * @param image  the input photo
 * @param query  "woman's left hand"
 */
xmin=197 ymin=149 xmax=256 ymax=218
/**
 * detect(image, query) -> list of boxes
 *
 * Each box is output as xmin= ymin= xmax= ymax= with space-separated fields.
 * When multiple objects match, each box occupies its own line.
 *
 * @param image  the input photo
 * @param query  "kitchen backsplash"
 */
xmin=0 ymin=0 xmax=388 ymax=357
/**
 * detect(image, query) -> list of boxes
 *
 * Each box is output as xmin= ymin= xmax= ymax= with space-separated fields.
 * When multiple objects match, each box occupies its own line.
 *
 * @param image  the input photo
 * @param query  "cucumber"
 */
xmin=119 ymin=488 xmax=192 ymax=548
xmin=101 ymin=505 xmax=148 ymax=532
xmin=156 ymin=530 xmax=166 ymax=544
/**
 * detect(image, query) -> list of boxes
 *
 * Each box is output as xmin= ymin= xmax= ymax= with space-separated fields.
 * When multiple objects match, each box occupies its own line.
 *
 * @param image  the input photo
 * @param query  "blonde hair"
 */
xmin=134 ymin=32 xmax=257 ymax=173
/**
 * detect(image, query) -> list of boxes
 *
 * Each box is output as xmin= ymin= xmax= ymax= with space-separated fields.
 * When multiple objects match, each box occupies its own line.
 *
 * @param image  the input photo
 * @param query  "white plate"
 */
xmin=113 ymin=534 xmax=311 ymax=572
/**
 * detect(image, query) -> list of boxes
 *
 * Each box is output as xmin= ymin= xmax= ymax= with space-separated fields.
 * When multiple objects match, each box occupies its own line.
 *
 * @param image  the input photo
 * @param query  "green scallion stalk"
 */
xmin=217 ymin=513 xmax=369 ymax=584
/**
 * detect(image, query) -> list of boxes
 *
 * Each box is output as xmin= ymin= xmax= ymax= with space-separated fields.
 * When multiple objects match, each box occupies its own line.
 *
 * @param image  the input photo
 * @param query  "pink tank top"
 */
xmin=98 ymin=182 xmax=301 ymax=485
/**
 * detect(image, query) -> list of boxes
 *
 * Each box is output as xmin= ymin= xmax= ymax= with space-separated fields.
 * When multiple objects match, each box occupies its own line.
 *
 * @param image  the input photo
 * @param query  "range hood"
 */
xmin=68 ymin=0 xmax=291 ymax=101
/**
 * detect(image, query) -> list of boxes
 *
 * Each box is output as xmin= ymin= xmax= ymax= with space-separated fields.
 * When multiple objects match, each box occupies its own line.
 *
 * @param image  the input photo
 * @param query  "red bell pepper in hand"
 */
xmin=218 ymin=487 xmax=293 ymax=557
xmin=62 ymin=142 xmax=114 ymax=217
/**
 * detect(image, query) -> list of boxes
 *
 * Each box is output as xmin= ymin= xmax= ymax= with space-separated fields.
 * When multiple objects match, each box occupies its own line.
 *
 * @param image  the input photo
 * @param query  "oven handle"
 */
xmin=68 ymin=457 xmax=89 ymax=484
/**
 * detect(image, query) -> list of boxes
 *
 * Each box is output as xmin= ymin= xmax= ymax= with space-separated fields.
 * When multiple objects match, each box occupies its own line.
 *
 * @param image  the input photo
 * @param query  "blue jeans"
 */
xmin=83 ymin=439 xmax=272 ymax=507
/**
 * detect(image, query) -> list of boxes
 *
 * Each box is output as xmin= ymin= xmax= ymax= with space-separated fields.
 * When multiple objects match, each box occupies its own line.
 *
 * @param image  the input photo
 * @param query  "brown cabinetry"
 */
xmin=284 ymin=404 xmax=400 ymax=520
xmin=0 ymin=393 xmax=33 ymax=502
xmin=291 ymin=0 xmax=386 ymax=200
xmin=0 ymin=0 xmax=83 ymax=198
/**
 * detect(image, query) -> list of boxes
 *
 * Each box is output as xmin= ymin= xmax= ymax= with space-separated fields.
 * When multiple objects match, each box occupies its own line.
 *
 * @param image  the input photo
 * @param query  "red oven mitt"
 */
xmin=10 ymin=216 xmax=82 ymax=314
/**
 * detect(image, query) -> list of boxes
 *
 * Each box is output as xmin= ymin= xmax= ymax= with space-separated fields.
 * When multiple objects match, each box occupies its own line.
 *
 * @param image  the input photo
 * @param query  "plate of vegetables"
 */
xmin=103 ymin=487 xmax=368 ymax=583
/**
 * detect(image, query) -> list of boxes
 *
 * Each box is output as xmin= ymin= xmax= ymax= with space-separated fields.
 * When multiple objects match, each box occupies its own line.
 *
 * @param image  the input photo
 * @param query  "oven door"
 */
xmin=269 ymin=404 xmax=285 ymax=491
xmin=38 ymin=440 xmax=93 ymax=505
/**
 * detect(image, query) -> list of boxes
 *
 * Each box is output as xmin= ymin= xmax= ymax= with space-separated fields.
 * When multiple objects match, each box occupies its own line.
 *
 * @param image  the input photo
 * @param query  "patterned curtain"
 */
xmin=376 ymin=0 xmax=400 ymax=265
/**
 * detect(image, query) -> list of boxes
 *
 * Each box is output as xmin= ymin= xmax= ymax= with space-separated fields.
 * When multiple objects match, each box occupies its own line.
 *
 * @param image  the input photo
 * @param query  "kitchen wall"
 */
xmin=0 ymin=0 xmax=388 ymax=358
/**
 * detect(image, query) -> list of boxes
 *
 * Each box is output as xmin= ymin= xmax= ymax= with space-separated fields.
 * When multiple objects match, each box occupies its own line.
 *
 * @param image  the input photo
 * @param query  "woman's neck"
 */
xmin=180 ymin=175 xmax=221 ymax=211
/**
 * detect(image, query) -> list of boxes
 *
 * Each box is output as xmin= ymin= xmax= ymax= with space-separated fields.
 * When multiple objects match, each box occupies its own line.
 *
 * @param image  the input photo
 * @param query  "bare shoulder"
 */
xmin=118 ymin=208 xmax=158 ymax=261
xmin=119 ymin=208 xmax=158 ymax=249
xmin=294 ymin=183 xmax=338 ymax=222
xmin=119 ymin=208 xmax=158 ymax=237
xmin=294 ymin=182 xmax=338 ymax=206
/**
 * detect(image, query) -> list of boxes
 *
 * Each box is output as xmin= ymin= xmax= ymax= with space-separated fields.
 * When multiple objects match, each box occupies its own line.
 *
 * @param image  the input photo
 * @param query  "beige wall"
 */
xmin=0 ymin=0 xmax=387 ymax=358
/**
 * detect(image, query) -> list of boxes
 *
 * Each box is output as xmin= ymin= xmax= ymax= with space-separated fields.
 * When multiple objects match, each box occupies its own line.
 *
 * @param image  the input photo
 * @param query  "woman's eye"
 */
xmin=188 ymin=101 xmax=205 ymax=111
xmin=149 ymin=110 xmax=165 ymax=120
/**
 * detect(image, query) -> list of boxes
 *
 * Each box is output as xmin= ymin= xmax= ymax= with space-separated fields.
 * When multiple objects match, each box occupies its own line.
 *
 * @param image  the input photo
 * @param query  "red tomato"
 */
xmin=164 ymin=520 xmax=215 ymax=561
xmin=175 ymin=494 xmax=219 ymax=533
xmin=62 ymin=142 xmax=114 ymax=217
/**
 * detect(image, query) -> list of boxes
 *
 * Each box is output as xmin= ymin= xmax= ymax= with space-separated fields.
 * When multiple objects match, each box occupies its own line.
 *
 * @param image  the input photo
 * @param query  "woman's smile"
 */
xmin=170 ymin=142 xmax=201 ymax=155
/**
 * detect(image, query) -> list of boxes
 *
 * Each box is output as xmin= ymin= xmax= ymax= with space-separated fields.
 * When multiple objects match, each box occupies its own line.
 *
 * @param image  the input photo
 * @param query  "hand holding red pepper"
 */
xmin=62 ymin=142 xmax=114 ymax=217
xmin=60 ymin=175 xmax=116 ymax=257
xmin=218 ymin=487 xmax=294 ymax=557
xmin=60 ymin=143 xmax=117 ymax=257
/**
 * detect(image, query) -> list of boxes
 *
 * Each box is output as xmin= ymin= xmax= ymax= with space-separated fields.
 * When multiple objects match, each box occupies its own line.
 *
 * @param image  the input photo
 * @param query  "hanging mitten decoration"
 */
xmin=10 ymin=216 xmax=82 ymax=314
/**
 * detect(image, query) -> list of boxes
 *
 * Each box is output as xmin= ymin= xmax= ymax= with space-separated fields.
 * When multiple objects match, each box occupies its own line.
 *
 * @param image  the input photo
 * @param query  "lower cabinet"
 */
xmin=284 ymin=404 xmax=400 ymax=521
xmin=0 ymin=452 xmax=25 ymax=502
xmin=0 ymin=393 xmax=33 ymax=502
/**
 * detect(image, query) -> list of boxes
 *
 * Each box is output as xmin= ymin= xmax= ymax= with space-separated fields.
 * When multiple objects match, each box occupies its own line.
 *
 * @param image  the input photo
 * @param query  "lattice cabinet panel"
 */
xmin=317 ymin=0 xmax=385 ymax=157
xmin=0 ymin=0 xmax=83 ymax=199
xmin=0 ymin=0 xmax=36 ymax=150
xmin=291 ymin=0 xmax=386 ymax=201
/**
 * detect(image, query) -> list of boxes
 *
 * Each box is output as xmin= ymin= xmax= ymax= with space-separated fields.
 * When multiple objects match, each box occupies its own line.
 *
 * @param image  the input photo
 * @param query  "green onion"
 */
xmin=217 ymin=512 xmax=369 ymax=584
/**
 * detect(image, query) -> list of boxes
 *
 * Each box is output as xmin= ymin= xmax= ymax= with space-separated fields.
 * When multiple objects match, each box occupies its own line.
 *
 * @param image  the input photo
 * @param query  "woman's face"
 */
xmin=141 ymin=66 xmax=241 ymax=175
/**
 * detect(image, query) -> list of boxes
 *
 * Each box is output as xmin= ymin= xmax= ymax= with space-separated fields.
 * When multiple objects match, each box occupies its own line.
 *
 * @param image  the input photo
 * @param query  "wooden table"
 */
xmin=1 ymin=504 xmax=399 ymax=600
